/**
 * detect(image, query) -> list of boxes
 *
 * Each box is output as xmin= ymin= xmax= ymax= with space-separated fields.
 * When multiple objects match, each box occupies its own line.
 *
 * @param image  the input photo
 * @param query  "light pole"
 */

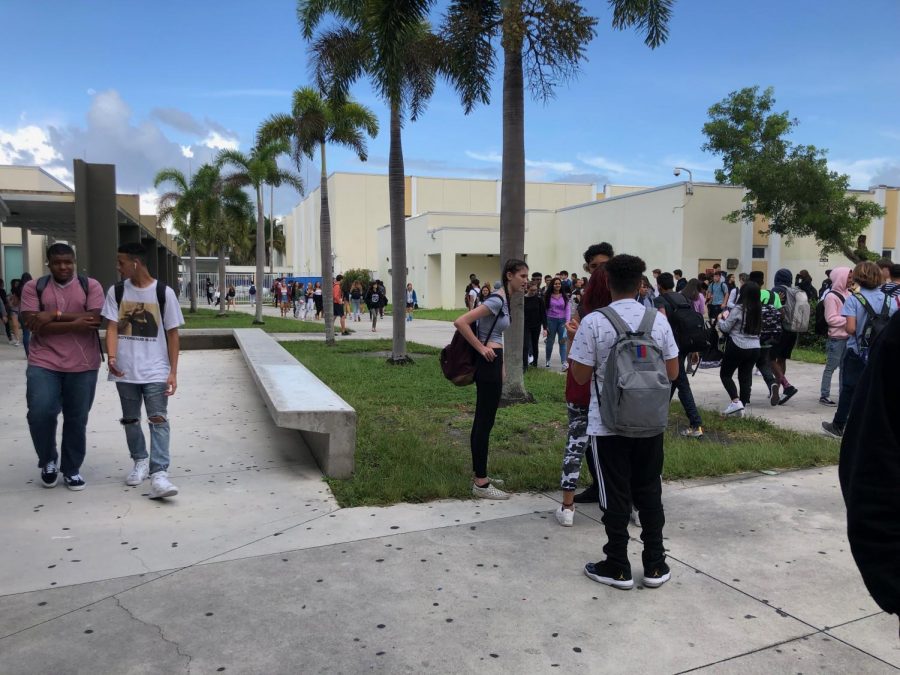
xmin=673 ymin=167 xmax=693 ymax=195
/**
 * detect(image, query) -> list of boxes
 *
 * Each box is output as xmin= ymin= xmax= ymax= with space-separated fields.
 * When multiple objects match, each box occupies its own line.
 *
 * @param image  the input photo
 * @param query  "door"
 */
xmin=698 ymin=258 xmax=721 ymax=277
xmin=3 ymin=245 xmax=23 ymax=287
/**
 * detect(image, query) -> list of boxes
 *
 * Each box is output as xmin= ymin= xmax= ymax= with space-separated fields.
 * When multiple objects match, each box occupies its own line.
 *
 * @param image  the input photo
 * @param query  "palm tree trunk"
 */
xmin=500 ymin=23 xmax=530 ymax=402
xmin=254 ymin=185 xmax=266 ymax=324
xmin=189 ymin=238 xmax=198 ymax=314
xmin=320 ymin=144 xmax=336 ymax=346
xmin=217 ymin=245 xmax=227 ymax=317
xmin=388 ymin=104 xmax=410 ymax=364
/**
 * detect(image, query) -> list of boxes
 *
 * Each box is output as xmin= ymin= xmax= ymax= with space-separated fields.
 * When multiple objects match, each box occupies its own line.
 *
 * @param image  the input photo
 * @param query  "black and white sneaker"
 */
xmin=778 ymin=386 xmax=798 ymax=405
xmin=821 ymin=421 xmax=843 ymax=439
xmin=584 ymin=560 xmax=633 ymax=590
xmin=40 ymin=461 xmax=59 ymax=488
xmin=64 ymin=474 xmax=86 ymax=491
xmin=643 ymin=560 xmax=671 ymax=588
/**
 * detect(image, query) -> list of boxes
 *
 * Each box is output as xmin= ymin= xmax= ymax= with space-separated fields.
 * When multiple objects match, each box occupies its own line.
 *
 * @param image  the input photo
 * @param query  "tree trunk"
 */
xmin=320 ymin=144 xmax=336 ymax=346
xmin=216 ymin=245 xmax=227 ymax=317
xmin=388 ymin=104 xmax=411 ymax=364
xmin=499 ymin=20 xmax=531 ymax=403
xmin=188 ymin=238 xmax=198 ymax=314
xmin=254 ymin=185 xmax=266 ymax=324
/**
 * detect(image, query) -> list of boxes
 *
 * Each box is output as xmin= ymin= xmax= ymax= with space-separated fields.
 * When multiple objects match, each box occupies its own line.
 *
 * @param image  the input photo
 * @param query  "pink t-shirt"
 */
xmin=20 ymin=276 xmax=105 ymax=372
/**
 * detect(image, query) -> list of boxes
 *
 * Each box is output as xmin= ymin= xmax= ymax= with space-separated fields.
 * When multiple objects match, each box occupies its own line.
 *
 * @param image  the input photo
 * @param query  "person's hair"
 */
xmin=605 ymin=254 xmax=646 ymax=295
xmin=117 ymin=242 xmax=148 ymax=266
xmin=502 ymin=258 xmax=528 ymax=308
xmin=698 ymin=272 xmax=708 ymax=283
xmin=652 ymin=268 xmax=661 ymax=275
xmin=657 ymin=272 xmax=675 ymax=291
xmin=891 ymin=264 xmax=900 ymax=279
xmin=673 ymin=269 xmax=683 ymax=277
xmin=681 ymin=278 xmax=701 ymax=301
xmin=796 ymin=269 xmax=812 ymax=284
xmin=713 ymin=270 xmax=722 ymax=279
xmin=641 ymin=275 xmax=652 ymax=288
xmin=544 ymin=276 xmax=568 ymax=308
xmin=314 ymin=281 xmax=321 ymax=288
xmin=713 ymin=263 xmax=721 ymax=269
xmin=560 ymin=270 xmax=568 ymax=276
xmin=738 ymin=272 xmax=748 ymax=283
xmin=531 ymin=272 xmax=542 ymax=279
xmin=852 ymin=261 xmax=882 ymax=290
xmin=21 ymin=272 xmax=32 ymax=283
xmin=737 ymin=281 xmax=762 ymax=335
xmin=748 ymin=270 xmax=765 ymax=286
xmin=876 ymin=258 xmax=893 ymax=270
xmin=581 ymin=264 xmax=612 ymax=314
xmin=47 ymin=242 xmax=75 ymax=259
xmin=583 ymin=242 xmax=614 ymax=264
xmin=481 ymin=284 xmax=490 ymax=295
xmin=335 ymin=274 xmax=343 ymax=282
xmin=352 ymin=280 xmax=361 ymax=289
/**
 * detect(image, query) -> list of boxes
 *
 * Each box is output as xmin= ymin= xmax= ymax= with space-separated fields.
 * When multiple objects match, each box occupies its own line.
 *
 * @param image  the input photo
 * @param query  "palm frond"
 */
xmin=609 ymin=0 xmax=673 ymax=49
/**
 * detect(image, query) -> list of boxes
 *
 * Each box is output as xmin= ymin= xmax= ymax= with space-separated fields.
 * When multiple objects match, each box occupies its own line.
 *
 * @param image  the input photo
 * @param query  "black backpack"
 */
xmin=660 ymin=293 xmax=708 ymax=353
xmin=855 ymin=292 xmax=892 ymax=361
xmin=814 ymin=291 xmax=844 ymax=336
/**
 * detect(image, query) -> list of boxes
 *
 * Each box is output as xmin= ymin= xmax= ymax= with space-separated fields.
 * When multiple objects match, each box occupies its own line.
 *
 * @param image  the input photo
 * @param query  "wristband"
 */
xmin=108 ymin=356 xmax=117 ymax=362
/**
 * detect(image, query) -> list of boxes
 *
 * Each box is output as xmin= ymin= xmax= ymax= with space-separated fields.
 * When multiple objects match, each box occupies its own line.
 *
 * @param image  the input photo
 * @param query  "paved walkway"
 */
xmin=0 ymin=333 xmax=896 ymax=673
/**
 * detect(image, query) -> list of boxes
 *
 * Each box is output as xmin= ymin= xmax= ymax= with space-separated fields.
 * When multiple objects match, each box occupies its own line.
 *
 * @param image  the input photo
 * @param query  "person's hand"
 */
xmin=166 ymin=372 xmax=178 ymax=396
xmin=542 ymin=328 xmax=548 ymax=338
xmin=75 ymin=315 xmax=101 ymax=330
xmin=26 ymin=311 xmax=55 ymax=332
xmin=690 ymin=352 xmax=700 ymax=366
xmin=565 ymin=317 xmax=580 ymax=341
xmin=107 ymin=357 xmax=125 ymax=378
xmin=480 ymin=345 xmax=496 ymax=362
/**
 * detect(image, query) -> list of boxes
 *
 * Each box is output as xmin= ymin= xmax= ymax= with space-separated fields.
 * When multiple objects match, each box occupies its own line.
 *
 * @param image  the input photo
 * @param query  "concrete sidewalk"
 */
xmin=1 ymin=341 xmax=896 ymax=673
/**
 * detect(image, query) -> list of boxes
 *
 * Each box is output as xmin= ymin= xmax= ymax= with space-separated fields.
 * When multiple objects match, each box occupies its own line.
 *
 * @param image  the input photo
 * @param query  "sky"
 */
xmin=2 ymin=0 xmax=900 ymax=219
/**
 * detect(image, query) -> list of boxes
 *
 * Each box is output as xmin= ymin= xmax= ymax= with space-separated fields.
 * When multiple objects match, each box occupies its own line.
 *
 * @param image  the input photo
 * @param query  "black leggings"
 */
xmin=523 ymin=326 xmax=540 ymax=370
xmin=471 ymin=349 xmax=503 ymax=479
xmin=719 ymin=338 xmax=760 ymax=404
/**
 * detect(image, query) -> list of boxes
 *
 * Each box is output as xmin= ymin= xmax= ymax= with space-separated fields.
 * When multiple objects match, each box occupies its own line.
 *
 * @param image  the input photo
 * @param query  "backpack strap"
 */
xmin=597 ymin=306 xmax=631 ymax=336
xmin=636 ymin=306 xmax=658 ymax=336
xmin=853 ymin=292 xmax=877 ymax=321
xmin=35 ymin=275 xmax=51 ymax=311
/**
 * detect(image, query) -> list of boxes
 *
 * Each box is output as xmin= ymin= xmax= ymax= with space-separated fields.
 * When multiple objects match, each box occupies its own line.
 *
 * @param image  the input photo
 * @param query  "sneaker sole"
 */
xmin=125 ymin=478 xmax=145 ymax=486
xmin=149 ymin=487 xmax=178 ymax=499
xmin=584 ymin=567 xmax=634 ymax=589
xmin=65 ymin=482 xmax=86 ymax=491
xmin=778 ymin=391 xmax=797 ymax=406
xmin=770 ymin=388 xmax=780 ymax=406
xmin=555 ymin=511 xmax=574 ymax=527
xmin=819 ymin=400 xmax=837 ymax=407
xmin=472 ymin=490 xmax=509 ymax=500
xmin=643 ymin=572 xmax=671 ymax=588
xmin=41 ymin=475 xmax=59 ymax=488
xmin=821 ymin=426 xmax=842 ymax=439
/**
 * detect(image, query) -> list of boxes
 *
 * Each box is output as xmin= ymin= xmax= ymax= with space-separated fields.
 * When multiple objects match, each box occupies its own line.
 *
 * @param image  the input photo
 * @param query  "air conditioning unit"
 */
xmin=726 ymin=258 xmax=739 ymax=270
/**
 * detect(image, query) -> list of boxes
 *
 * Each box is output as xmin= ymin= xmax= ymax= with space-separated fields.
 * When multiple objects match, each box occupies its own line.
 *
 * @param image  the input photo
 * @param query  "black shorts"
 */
xmin=333 ymin=303 xmax=344 ymax=317
xmin=771 ymin=330 xmax=797 ymax=359
xmin=406 ymin=302 xmax=414 ymax=309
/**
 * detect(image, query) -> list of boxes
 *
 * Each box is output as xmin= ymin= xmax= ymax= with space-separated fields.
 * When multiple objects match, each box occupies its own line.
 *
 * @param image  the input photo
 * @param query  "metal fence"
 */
xmin=178 ymin=272 xmax=323 ymax=305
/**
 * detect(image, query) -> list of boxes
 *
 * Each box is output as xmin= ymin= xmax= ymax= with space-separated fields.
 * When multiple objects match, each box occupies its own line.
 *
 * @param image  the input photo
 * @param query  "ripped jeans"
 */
xmin=116 ymin=382 xmax=170 ymax=474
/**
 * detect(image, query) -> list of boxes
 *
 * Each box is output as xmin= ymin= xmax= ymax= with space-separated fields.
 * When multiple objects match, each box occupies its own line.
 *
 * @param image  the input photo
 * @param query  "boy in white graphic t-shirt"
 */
xmin=102 ymin=243 xmax=185 ymax=499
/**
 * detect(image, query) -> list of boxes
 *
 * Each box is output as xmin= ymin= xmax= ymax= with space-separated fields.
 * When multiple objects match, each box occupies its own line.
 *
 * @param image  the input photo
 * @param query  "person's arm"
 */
xmin=718 ymin=307 xmax=738 ymax=334
xmin=166 ymin=329 xmax=179 ymax=396
xmin=665 ymin=357 xmax=679 ymax=381
xmin=453 ymin=303 xmax=495 ymax=360
xmin=845 ymin=316 xmax=856 ymax=335
xmin=20 ymin=282 xmax=100 ymax=334
xmin=825 ymin=294 xmax=848 ymax=328
xmin=105 ymin=320 xmax=125 ymax=378
xmin=568 ymin=319 xmax=596 ymax=385
xmin=570 ymin=359 xmax=592 ymax=385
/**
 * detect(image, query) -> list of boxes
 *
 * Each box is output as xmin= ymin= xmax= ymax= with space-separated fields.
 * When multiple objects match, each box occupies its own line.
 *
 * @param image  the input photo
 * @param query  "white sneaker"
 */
xmin=555 ymin=505 xmax=574 ymax=527
xmin=126 ymin=458 xmax=150 ymax=486
xmin=472 ymin=482 xmax=509 ymax=500
xmin=148 ymin=471 xmax=178 ymax=499
xmin=722 ymin=400 xmax=745 ymax=416
xmin=630 ymin=507 xmax=641 ymax=527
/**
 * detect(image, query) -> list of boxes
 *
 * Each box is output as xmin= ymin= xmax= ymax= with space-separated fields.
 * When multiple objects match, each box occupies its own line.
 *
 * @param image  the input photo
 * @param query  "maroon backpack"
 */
xmin=440 ymin=298 xmax=502 ymax=386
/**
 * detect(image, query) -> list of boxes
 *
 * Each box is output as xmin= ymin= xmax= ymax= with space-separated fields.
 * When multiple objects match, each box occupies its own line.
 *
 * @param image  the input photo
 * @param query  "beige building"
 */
xmin=380 ymin=181 xmax=899 ymax=308
xmin=283 ymin=172 xmax=596 ymax=283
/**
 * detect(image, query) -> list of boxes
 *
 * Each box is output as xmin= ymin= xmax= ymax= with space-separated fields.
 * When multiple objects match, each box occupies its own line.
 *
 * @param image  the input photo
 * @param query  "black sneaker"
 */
xmin=778 ymin=386 xmax=798 ymax=405
xmin=643 ymin=560 xmax=671 ymax=588
xmin=40 ymin=461 xmax=59 ymax=488
xmin=573 ymin=485 xmax=599 ymax=504
xmin=821 ymin=421 xmax=843 ymax=439
xmin=584 ymin=560 xmax=633 ymax=589
xmin=769 ymin=383 xmax=780 ymax=406
xmin=64 ymin=474 xmax=86 ymax=491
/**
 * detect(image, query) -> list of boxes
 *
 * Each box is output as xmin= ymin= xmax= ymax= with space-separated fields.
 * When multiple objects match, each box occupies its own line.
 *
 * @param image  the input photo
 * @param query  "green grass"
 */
xmin=281 ymin=340 xmax=840 ymax=507
xmin=183 ymin=308 xmax=324 ymax=333
xmin=791 ymin=346 xmax=827 ymax=365
xmin=382 ymin=304 xmax=463 ymax=321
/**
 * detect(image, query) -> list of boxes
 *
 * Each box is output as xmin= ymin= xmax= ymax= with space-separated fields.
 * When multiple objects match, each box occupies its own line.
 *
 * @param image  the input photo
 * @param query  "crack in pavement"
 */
xmin=113 ymin=595 xmax=192 ymax=674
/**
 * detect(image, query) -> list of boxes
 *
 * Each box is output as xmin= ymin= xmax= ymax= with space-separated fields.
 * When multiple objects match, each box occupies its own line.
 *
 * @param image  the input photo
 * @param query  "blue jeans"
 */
xmin=670 ymin=352 xmax=703 ymax=428
xmin=26 ymin=366 xmax=98 ymax=476
xmin=116 ymin=382 xmax=171 ymax=474
xmin=545 ymin=317 xmax=567 ymax=364
xmin=820 ymin=338 xmax=846 ymax=399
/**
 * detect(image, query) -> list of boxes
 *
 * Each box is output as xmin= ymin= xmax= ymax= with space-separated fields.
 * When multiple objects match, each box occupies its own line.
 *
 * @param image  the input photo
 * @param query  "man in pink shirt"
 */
xmin=20 ymin=243 xmax=104 ymax=490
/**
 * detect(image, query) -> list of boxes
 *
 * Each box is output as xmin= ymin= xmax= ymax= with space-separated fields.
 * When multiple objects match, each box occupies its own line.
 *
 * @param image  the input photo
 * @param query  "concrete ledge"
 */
xmin=233 ymin=328 xmax=356 ymax=478
xmin=100 ymin=328 xmax=238 ymax=351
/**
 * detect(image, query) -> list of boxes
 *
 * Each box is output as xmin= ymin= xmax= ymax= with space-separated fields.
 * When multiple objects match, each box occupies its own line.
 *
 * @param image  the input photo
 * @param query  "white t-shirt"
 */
xmin=101 ymin=280 xmax=185 ymax=384
xmin=569 ymin=299 xmax=678 ymax=436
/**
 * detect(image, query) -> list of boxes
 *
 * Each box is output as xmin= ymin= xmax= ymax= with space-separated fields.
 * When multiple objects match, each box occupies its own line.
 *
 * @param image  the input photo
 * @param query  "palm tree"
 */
xmin=217 ymin=142 xmax=303 ymax=323
xmin=443 ymin=0 xmax=670 ymax=402
xmin=154 ymin=167 xmax=207 ymax=313
xmin=257 ymin=217 xmax=286 ymax=268
xmin=259 ymin=86 xmax=378 ymax=346
xmin=298 ymin=0 xmax=442 ymax=362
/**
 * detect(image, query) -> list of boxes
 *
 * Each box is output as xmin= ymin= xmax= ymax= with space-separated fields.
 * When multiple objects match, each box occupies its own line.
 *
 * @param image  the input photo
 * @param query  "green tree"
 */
xmin=702 ymin=86 xmax=886 ymax=264
xmin=443 ymin=0 xmax=670 ymax=402
xmin=216 ymin=142 xmax=303 ymax=323
xmin=259 ymin=85 xmax=378 ymax=345
xmin=298 ymin=0 xmax=440 ymax=360
xmin=154 ymin=166 xmax=209 ymax=313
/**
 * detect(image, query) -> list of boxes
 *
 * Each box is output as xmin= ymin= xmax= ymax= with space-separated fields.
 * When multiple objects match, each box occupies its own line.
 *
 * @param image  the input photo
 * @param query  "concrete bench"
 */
xmin=233 ymin=329 xmax=356 ymax=478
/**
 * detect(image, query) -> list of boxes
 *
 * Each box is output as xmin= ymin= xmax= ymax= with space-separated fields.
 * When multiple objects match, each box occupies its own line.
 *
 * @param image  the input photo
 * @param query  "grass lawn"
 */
xmin=182 ymin=307 xmax=324 ymax=333
xmin=383 ymin=304 xmax=463 ymax=322
xmin=791 ymin=346 xmax=827 ymax=365
xmin=281 ymin=339 xmax=840 ymax=507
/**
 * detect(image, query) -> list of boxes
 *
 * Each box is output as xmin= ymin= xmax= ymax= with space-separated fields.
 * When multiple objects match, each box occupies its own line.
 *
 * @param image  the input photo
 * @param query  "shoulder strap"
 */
xmin=479 ymin=293 xmax=503 ymax=346
xmin=35 ymin=275 xmax=51 ymax=311
xmin=828 ymin=290 xmax=844 ymax=305
xmin=854 ymin=292 xmax=876 ymax=319
xmin=157 ymin=282 xmax=167 ymax=316
xmin=597 ymin=306 xmax=631 ymax=336
xmin=636 ymin=307 xmax=657 ymax=336
xmin=115 ymin=281 xmax=125 ymax=306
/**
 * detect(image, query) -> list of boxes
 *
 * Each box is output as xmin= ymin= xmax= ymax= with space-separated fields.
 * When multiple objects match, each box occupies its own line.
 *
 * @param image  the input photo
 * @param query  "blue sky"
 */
xmin=2 ymin=0 xmax=899 ymax=216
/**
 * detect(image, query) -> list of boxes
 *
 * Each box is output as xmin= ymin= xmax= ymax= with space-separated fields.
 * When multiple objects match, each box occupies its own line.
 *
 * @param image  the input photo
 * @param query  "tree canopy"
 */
xmin=702 ymin=86 xmax=885 ymax=262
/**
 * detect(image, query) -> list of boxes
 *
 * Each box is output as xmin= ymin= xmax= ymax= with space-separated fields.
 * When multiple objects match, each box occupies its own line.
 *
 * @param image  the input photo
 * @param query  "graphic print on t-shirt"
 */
xmin=117 ymin=300 xmax=161 ymax=339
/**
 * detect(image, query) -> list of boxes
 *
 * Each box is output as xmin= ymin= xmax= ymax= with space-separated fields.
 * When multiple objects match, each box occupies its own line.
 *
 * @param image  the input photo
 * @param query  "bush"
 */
xmin=340 ymin=268 xmax=372 ymax=295
xmin=798 ymin=298 xmax=826 ymax=350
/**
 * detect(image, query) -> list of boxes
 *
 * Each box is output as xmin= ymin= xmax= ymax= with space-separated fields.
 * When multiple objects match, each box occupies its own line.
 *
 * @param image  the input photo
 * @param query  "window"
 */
xmin=882 ymin=249 xmax=894 ymax=261
xmin=752 ymin=246 xmax=766 ymax=259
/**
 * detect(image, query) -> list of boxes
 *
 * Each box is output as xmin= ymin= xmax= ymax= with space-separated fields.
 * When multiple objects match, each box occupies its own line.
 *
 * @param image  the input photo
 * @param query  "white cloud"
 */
xmin=880 ymin=129 xmax=900 ymax=142
xmin=139 ymin=188 xmax=161 ymax=217
xmin=87 ymin=88 xmax=96 ymax=96
xmin=465 ymin=150 xmax=574 ymax=173
xmin=180 ymin=145 xmax=194 ymax=158
xmin=0 ymin=125 xmax=62 ymax=165
xmin=526 ymin=159 xmax=574 ymax=173
xmin=466 ymin=150 xmax=503 ymax=163
xmin=200 ymin=89 xmax=292 ymax=98
xmin=578 ymin=155 xmax=633 ymax=175
xmin=202 ymin=131 xmax=239 ymax=151
xmin=829 ymin=157 xmax=897 ymax=188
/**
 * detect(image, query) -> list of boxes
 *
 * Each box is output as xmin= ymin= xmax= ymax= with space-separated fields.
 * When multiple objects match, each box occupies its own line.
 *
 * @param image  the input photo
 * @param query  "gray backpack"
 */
xmin=595 ymin=306 xmax=671 ymax=438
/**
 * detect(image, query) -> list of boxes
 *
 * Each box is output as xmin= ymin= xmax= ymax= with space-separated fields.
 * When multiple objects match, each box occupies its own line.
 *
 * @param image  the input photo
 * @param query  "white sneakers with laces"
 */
xmin=555 ymin=505 xmax=574 ymax=527
xmin=148 ymin=471 xmax=178 ymax=499
xmin=126 ymin=458 xmax=150 ymax=486
xmin=472 ymin=481 xmax=509 ymax=500
xmin=722 ymin=400 xmax=745 ymax=417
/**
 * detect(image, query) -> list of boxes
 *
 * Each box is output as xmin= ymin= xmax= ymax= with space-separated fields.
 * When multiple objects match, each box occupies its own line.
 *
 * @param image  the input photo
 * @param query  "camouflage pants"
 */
xmin=560 ymin=403 xmax=589 ymax=491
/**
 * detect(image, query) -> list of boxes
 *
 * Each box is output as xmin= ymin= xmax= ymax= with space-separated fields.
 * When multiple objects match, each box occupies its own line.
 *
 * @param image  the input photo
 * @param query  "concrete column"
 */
xmin=868 ymin=187 xmax=886 ymax=254
xmin=440 ymin=250 xmax=456 ymax=309
xmin=74 ymin=160 xmax=120 ymax=290
xmin=20 ymin=226 xmax=30 ymax=276
xmin=119 ymin=223 xmax=140 ymax=244
xmin=156 ymin=244 xmax=167 ymax=286
xmin=768 ymin=232 xmax=782 ymax=277
xmin=142 ymin=237 xmax=158 ymax=278
xmin=740 ymin=217 xmax=754 ymax=277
